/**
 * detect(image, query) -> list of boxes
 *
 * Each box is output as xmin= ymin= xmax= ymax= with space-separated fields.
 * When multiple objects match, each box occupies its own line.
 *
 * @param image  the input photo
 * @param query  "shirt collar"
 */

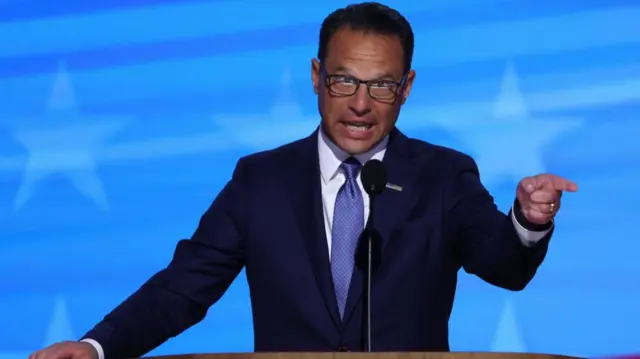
xmin=317 ymin=126 xmax=388 ymax=184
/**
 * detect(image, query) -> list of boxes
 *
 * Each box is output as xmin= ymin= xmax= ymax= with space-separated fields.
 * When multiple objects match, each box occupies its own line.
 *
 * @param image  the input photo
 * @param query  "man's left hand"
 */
xmin=516 ymin=174 xmax=578 ymax=225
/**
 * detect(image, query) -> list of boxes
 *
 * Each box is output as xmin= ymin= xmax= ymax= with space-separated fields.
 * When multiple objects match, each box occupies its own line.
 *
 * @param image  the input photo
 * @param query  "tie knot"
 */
xmin=341 ymin=157 xmax=361 ymax=181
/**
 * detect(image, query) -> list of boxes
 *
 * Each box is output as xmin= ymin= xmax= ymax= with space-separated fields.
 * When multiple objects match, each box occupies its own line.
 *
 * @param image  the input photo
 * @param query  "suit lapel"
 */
xmin=376 ymin=129 xmax=424 ymax=253
xmin=343 ymin=128 xmax=424 ymax=324
xmin=286 ymin=130 xmax=342 ymax=328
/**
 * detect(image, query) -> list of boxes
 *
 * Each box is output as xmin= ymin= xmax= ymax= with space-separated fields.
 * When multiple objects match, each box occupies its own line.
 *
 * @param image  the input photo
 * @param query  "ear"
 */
xmin=400 ymin=69 xmax=416 ymax=105
xmin=311 ymin=58 xmax=321 ymax=94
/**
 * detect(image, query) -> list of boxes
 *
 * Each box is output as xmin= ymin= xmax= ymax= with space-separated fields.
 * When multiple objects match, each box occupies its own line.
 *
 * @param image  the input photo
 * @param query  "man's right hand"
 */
xmin=28 ymin=341 xmax=98 ymax=359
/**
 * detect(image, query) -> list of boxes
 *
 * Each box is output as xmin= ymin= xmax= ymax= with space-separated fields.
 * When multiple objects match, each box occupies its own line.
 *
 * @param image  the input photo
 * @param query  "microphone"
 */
xmin=361 ymin=159 xmax=387 ymax=197
xmin=356 ymin=159 xmax=387 ymax=352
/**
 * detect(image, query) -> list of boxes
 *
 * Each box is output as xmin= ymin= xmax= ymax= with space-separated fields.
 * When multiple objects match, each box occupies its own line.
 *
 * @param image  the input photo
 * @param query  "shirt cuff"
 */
xmin=510 ymin=199 xmax=554 ymax=247
xmin=511 ymin=209 xmax=552 ymax=247
xmin=80 ymin=338 xmax=104 ymax=359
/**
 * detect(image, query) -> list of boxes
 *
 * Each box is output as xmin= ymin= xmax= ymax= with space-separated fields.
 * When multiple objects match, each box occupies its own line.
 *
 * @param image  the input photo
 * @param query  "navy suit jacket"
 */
xmin=83 ymin=128 xmax=551 ymax=358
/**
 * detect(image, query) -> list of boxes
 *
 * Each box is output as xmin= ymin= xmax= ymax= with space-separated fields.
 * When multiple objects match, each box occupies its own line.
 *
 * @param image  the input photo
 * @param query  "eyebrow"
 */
xmin=332 ymin=65 xmax=398 ymax=81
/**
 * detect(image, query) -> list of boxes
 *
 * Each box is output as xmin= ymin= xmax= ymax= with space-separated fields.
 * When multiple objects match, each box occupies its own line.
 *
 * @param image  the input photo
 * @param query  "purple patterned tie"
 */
xmin=331 ymin=157 xmax=364 ymax=319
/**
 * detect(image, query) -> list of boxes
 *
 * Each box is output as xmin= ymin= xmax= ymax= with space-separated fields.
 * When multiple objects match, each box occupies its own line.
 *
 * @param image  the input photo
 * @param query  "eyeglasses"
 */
xmin=323 ymin=69 xmax=406 ymax=100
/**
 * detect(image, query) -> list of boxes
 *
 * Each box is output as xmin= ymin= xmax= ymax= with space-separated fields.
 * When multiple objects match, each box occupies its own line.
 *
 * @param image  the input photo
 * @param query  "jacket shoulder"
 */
xmin=404 ymin=136 xmax=477 ymax=170
xmin=232 ymin=136 xmax=312 ymax=178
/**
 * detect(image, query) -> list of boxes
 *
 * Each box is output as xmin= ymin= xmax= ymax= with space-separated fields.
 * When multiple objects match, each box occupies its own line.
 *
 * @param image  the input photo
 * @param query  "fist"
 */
xmin=516 ymin=174 xmax=578 ymax=225
xmin=28 ymin=341 xmax=97 ymax=359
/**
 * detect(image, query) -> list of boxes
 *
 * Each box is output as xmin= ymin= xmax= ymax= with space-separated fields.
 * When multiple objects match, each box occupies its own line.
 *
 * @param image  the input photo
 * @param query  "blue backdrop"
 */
xmin=0 ymin=0 xmax=638 ymax=358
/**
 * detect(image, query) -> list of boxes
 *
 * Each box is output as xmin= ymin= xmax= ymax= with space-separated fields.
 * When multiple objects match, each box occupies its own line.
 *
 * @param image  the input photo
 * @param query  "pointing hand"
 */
xmin=516 ymin=174 xmax=578 ymax=225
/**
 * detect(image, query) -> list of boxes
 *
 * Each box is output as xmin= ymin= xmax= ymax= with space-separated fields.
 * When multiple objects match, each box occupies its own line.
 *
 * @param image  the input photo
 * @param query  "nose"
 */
xmin=348 ymin=84 xmax=372 ymax=116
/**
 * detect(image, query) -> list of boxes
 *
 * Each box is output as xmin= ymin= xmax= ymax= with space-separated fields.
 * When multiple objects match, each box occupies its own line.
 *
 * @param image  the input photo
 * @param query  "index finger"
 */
xmin=552 ymin=176 xmax=578 ymax=192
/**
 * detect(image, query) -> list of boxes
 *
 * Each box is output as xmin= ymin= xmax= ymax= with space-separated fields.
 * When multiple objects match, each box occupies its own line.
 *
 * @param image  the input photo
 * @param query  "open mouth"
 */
xmin=341 ymin=121 xmax=373 ymax=132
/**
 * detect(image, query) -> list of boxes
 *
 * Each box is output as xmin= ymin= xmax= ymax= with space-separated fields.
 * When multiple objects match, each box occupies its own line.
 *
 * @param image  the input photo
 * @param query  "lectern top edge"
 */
xmin=142 ymin=351 xmax=584 ymax=359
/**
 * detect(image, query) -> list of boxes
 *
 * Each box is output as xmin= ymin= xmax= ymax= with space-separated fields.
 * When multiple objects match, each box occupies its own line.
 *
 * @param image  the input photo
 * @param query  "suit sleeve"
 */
xmin=447 ymin=154 xmax=551 ymax=291
xmin=81 ymin=159 xmax=249 ymax=359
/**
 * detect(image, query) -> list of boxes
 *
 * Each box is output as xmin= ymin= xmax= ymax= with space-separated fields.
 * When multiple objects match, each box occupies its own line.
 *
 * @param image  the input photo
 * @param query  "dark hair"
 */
xmin=317 ymin=2 xmax=414 ymax=73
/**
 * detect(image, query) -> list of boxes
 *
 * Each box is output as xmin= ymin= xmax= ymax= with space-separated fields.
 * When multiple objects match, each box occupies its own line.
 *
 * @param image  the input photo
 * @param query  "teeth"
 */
xmin=345 ymin=122 xmax=371 ymax=131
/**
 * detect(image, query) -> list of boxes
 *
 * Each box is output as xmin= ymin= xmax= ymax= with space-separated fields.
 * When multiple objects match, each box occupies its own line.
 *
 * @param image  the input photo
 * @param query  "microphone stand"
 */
xmin=356 ymin=195 xmax=382 ymax=352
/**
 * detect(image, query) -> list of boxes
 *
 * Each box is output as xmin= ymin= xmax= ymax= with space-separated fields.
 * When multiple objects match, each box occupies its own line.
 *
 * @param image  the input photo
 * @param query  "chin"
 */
xmin=337 ymin=138 xmax=377 ymax=155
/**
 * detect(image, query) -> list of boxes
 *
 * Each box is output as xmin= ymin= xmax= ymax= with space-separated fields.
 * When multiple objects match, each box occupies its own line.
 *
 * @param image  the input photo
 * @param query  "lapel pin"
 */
xmin=386 ymin=183 xmax=403 ymax=192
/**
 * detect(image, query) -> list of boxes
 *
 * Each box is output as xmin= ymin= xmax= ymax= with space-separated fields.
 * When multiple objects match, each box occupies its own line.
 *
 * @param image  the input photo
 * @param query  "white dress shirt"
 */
xmin=83 ymin=129 xmax=550 ymax=359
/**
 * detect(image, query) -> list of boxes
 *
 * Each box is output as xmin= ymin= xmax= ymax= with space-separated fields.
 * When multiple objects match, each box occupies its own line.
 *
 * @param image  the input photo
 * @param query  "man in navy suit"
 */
xmin=31 ymin=2 xmax=578 ymax=359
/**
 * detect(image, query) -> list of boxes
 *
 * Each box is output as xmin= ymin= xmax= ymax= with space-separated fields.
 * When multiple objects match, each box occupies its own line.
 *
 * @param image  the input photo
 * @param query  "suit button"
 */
xmin=338 ymin=346 xmax=349 ymax=352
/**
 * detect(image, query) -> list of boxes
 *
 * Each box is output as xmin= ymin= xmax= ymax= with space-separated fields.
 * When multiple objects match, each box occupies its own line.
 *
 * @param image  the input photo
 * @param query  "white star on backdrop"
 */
xmin=424 ymin=61 xmax=583 ymax=186
xmin=491 ymin=299 xmax=526 ymax=352
xmin=44 ymin=295 xmax=75 ymax=345
xmin=0 ymin=296 xmax=74 ymax=359
xmin=212 ymin=66 xmax=318 ymax=150
xmin=1 ymin=62 xmax=632 ymax=178
xmin=11 ymin=61 xmax=130 ymax=211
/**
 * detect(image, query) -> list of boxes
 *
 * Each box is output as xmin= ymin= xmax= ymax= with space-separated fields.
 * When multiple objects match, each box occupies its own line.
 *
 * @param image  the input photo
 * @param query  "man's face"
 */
xmin=312 ymin=27 xmax=415 ymax=155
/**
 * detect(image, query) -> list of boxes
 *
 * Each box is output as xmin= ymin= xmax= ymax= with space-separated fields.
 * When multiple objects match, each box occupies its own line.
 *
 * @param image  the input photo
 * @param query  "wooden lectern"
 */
xmin=145 ymin=353 xmax=583 ymax=359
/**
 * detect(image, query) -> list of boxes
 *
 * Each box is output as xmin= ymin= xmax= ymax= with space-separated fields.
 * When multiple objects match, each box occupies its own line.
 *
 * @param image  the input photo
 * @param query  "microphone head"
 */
xmin=361 ymin=159 xmax=387 ymax=196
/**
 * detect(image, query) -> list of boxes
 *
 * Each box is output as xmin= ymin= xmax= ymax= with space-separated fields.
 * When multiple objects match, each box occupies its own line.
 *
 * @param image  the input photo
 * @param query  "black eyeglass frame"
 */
xmin=320 ymin=64 xmax=409 ymax=100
